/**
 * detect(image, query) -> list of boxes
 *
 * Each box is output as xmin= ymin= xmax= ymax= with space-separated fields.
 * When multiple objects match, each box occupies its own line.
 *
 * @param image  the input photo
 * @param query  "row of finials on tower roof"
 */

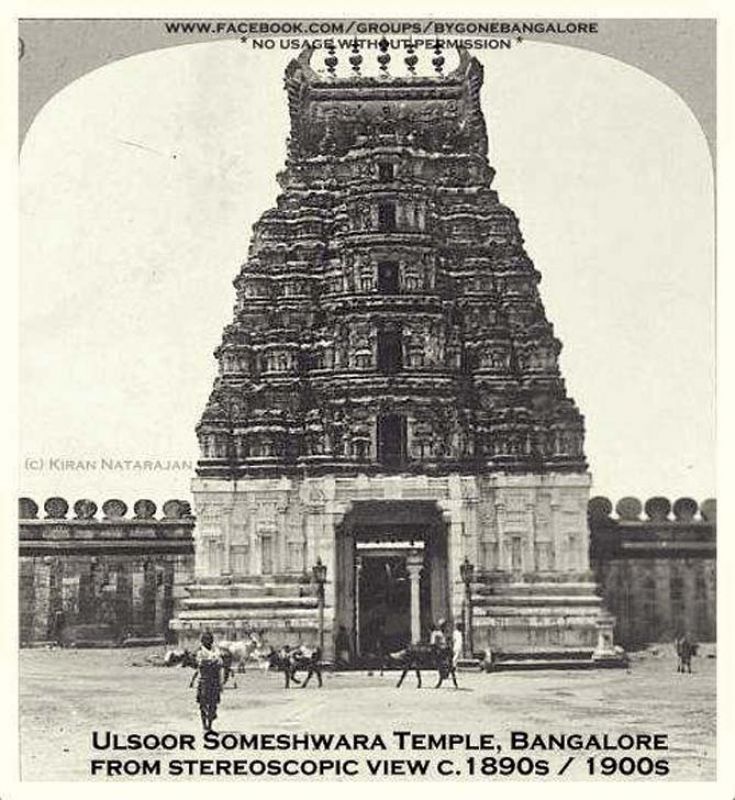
xmin=316 ymin=38 xmax=451 ymax=78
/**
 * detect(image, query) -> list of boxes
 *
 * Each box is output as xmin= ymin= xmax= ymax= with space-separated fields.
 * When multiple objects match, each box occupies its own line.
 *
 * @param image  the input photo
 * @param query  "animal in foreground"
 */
xmin=219 ymin=633 xmax=269 ymax=667
xmin=216 ymin=635 xmax=268 ymax=687
xmin=267 ymin=645 xmax=323 ymax=688
xmin=164 ymin=648 xmax=197 ymax=669
xmin=388 ymin=644 xmax=457 ymax=689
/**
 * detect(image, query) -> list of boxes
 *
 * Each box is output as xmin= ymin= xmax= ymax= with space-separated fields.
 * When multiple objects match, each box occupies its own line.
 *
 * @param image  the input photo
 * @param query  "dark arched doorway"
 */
xmin=334 ymin=500 xmax=449 ymax=666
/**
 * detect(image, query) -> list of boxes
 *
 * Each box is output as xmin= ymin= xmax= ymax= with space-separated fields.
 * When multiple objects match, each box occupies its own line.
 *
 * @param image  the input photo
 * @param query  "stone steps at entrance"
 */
xmin=174 ymin=612 xmax=317 ymax=622
xmin=490 ymin=657 xmax=598 ymax=671
xmin=486 ymin=644 xmax=628 ymax=671
xmin=489 ymin=655 xmax=628 ymax=671
xmin=474 ymin=581 xmax=600 ymax=597
xmin=180 ymin=596 xmax=317 ymax=610
xmin=474 ymin=601 xmax=603 ymax=614
xmin=186 ymin=579 xmax=314 ymax=597
xmin=192 ymin=575 xmax=311 ymax=586
xmin=475 ymin=612 xmax=603 ymax=623
xmin=474 ymin=595 xmax=601 ymax=607
xmin=470 ymin=579 xmax=608 ymax=659
xmin=185 ymin=581 xmax=310 ymax=599
xmin=171 ymin=612 xmax=320 ymax=649
xmin=172 ymin=576 xmax=324 ymax=648
xmin=494 ymin=646 xmax=593 ymax=659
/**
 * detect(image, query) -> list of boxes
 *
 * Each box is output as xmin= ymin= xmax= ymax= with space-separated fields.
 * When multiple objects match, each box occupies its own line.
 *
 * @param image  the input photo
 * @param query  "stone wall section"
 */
xmin=589 ymin=496 xmax=716 ymax=646
xmin=19 ymin=497 xmax=194 ymax=646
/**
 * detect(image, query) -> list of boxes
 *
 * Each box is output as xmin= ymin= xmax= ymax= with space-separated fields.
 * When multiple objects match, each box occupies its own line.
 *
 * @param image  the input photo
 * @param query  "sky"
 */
xmin=19 ymin=39 xmax=715 ymax=509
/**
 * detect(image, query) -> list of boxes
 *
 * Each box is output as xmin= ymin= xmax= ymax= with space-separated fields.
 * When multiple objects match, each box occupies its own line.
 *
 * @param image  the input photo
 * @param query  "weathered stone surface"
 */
xmin=101 ymin=499 xmax=127 ymax=519
xmin=19 ymin=497 xmax=38 ymax=520
xmin=44 ymin=497 xmax=68 ymax=519
xmin=162 ymin=499 xmax=184 ymax=519
xmin=616 ymin=496 xmax=642 ymax=521
xmin=700 ymin=498 xmax=716 ymax=522
xmin=645 ymin=496 xmax=671 ymax=522
xmin=590 ymin=500 xmax=716 ymax=646
xmin=133 ymin=499 xmax=157 ymax=519
xmin=73 ymin=499 xmax=98 ymax=520
xmin=588 ymin=496 xmax=613 ymax=520
xmin=673 ymin=497 xmax=698 ymax=522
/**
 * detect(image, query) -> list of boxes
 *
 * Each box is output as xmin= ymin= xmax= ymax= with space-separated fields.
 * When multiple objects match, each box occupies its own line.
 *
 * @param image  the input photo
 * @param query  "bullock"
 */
xmin=217 ymin=634 xmax=268 ymax=687
xmin=388 ymin=644 xmax=457 ymax=689
xmin=219 ymin=633 xmax=267 ymax=669
xmin=267 ymin=645 xmax=323 ymax=688
xmin=164 ymin=648 xmax=197 ymax=669
xmin=675 ymin=635 xmax=697 ymax=674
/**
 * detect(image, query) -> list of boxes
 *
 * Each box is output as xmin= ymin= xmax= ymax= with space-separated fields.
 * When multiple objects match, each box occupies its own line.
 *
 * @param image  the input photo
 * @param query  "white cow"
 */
xmin=217 ymin=633 xmax=270 ymax=686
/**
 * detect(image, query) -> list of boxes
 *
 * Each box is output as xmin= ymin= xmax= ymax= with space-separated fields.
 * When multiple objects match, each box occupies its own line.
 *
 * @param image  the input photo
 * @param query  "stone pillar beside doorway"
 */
xmin=406 ymin=552 xmax=424 ymax=644
xmin=437 ymin=500 xmax=468 ymax=628
xmin=324 ymin=500 xmax=350 ymax=661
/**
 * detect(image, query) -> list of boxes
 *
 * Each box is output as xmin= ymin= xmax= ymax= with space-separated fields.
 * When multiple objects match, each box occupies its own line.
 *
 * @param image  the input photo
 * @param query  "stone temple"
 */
xmin=171 ymin=44 xmax=618 ymax=666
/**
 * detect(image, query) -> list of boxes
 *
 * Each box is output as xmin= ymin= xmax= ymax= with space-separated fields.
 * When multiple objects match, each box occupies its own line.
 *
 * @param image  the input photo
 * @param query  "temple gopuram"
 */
xmin=171 ymin=43 xmax=621 ymax=667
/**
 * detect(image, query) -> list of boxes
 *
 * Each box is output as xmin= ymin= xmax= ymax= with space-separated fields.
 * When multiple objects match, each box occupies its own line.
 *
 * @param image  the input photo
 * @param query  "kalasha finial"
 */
xmin=349 ymin=38 xmax=363 ymax=75
xmin=404 ymin=40 xmax=418 ymax=75
xmin=377 ymin=37 xmax=391 ymax=75
xmin=432 ymin=40 xmax=445 ymax=75
xmin=325 ymin=42 xmax=338 ymax=76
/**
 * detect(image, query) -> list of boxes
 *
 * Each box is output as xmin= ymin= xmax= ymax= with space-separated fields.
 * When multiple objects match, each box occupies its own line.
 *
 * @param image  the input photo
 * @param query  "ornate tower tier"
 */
xmin=172 ymin=46 xmax=619 ymax=668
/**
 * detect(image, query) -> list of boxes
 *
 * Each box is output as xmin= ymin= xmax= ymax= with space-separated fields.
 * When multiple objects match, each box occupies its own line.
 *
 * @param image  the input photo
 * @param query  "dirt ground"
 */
xmin=18 ymin=644 xmax=715 ymax=782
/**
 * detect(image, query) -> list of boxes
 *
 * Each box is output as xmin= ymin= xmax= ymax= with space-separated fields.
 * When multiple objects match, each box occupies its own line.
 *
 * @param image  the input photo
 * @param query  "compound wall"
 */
xmin=19 ymin=497 xmax=195 ymax=646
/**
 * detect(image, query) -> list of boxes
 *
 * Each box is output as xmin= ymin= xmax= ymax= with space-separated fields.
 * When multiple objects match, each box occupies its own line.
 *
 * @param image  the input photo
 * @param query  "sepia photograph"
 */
xmin=11 ymin=13 xmax=721 ymax=786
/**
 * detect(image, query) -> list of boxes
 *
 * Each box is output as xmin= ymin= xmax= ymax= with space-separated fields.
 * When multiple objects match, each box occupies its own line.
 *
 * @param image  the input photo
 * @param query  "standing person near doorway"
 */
xmin=438 ymin=622 xmax=462 ymax=689
xmin=452 ymin=622 xmax=464 ymax=668
xmin=430 ymin=619 xmax=458 ymax=688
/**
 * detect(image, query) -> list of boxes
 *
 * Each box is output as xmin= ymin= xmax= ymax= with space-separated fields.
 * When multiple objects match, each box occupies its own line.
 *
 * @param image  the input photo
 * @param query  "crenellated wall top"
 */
xmin=18 ymin=497 xmax=195 ymax=523
xmin=588 ymin=495 xmax=715 ymax=524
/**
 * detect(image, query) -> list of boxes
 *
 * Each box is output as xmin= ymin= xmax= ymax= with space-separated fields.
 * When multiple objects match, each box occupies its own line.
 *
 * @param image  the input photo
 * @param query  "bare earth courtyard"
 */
xmin=19 ymin=646 xmax=715 ymax=782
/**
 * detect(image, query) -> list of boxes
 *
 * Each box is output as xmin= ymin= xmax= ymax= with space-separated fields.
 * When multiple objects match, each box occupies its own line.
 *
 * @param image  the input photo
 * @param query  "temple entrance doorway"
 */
xmin=356 ymin=551 xmax=411 ymax=656
xmin=334 ymin=500 xmax=448 ymax=666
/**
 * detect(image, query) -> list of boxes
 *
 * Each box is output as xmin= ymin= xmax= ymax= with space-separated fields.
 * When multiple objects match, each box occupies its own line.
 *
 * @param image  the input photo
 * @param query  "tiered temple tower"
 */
xmin=171 ymin=45 xmax=617 ymax=666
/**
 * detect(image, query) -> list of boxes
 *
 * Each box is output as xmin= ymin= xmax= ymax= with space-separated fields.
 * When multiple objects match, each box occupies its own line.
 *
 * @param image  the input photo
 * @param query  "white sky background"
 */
xmin=19 ymin=39 xmax=715 ymax=508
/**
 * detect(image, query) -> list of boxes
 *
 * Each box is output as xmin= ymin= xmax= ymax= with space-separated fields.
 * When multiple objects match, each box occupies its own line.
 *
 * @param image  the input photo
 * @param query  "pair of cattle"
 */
xmin=265 ymin=644 xmax=458 ymax=689
xmin=267 ymin=643 xmax=458 ymax=688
